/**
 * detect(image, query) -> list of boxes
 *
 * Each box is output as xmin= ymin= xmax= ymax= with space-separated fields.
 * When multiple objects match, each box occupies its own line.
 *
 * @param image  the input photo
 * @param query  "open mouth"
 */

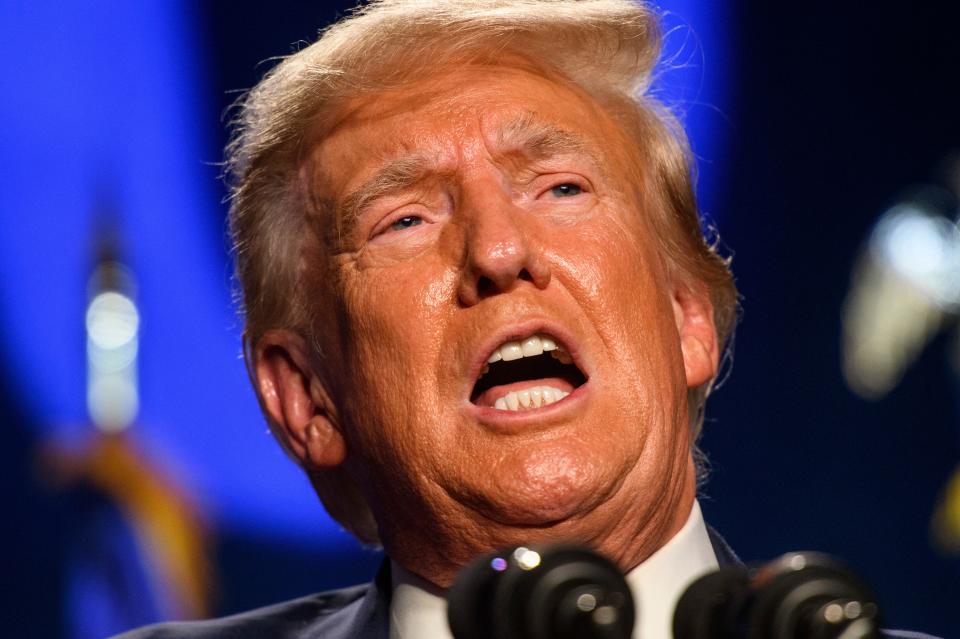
xmin=470 ymin=332 xmax=588 ymax=411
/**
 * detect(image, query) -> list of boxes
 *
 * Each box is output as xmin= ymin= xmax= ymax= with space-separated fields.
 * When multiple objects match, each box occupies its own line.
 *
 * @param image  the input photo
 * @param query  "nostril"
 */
xmin=476 ymin=275 xmax=497 ymax=299
xmin=474 ymin=268 xmax=535 ymax=300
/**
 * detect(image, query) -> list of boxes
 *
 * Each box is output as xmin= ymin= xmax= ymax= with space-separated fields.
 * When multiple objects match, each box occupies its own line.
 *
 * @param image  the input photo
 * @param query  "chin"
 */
xmin=474 ymin=441 xmax=614 ymax=528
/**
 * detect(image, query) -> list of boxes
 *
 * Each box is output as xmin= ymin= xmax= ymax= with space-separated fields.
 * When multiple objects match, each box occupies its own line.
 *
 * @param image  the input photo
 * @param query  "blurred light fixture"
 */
xmin=842 ymin=165 xmax=960 ymax=399
xmin=842 ymin=156 xmax=960 ymax=555
xmin=86 ymin=259 xmax=140 ymax=433
xmin=873 ymin=201 xmax=960 ymax=308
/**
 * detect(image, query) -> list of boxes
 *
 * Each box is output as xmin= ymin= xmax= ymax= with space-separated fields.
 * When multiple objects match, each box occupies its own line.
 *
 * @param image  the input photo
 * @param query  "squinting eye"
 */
xmin=550 ymin=183 xmax=582 ymax=197
xmin=389 ymin=215 xmax=423 ymax=232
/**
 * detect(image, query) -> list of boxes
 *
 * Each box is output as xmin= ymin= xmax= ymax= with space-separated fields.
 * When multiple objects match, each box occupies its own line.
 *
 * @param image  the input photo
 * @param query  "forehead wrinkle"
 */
xmin=331 ymin=100 xmax=617 ymax=241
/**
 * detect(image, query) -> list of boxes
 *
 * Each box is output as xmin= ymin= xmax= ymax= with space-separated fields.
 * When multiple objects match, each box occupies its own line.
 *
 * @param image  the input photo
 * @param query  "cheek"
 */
xmin=550 ymin=211 xmax=686 ymax=406
xmin=551 ymin=210 xmax=668 ymax=326
xmin=334 ymin=258 xmax=458 ymax=431
xmin=340 ymin=256 xmax=454 ymax=343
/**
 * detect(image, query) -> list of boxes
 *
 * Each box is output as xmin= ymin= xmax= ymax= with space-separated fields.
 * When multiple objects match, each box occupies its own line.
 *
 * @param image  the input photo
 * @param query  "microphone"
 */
xmin=673 ymin=552 xmax=882 ymax=639
xmin=447 ymin=544 xmax=635 ymax=639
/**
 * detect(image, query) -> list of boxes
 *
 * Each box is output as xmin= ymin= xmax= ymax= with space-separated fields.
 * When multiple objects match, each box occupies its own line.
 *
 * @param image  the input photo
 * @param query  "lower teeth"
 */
xmin=493 ymin=386 xmax=570 ymax=411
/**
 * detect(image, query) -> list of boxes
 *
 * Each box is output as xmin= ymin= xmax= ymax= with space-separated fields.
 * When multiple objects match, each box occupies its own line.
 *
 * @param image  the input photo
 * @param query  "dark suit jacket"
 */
xmin=113 ymin=529 xmax=938 ymax=639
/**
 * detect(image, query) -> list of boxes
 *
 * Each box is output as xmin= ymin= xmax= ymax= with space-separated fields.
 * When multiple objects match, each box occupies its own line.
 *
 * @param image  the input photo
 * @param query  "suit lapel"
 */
xmin=706 ymin=525 xmax=742 ymax=567
xmin=341 ymin=561 xmax=391 ymax=639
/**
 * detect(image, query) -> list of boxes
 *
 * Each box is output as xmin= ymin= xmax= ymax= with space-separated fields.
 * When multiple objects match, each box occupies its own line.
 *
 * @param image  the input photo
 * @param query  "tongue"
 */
xmin=473 ymin=377 xmax=575 ymax=408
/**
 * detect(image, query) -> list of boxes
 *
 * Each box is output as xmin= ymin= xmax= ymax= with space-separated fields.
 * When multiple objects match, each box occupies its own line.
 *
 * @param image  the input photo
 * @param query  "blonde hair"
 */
xmin=227 ymin=0 xmax=737 ymax=542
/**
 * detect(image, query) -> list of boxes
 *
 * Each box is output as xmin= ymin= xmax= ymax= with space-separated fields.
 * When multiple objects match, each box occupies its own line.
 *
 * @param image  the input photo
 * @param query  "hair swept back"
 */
xmin=227 ymin=0 xmax=737 ymax=543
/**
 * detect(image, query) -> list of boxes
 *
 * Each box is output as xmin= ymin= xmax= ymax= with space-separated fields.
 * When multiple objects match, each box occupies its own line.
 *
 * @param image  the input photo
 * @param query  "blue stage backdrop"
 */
xmin=1 ymin=1 xmax=957 ymax=638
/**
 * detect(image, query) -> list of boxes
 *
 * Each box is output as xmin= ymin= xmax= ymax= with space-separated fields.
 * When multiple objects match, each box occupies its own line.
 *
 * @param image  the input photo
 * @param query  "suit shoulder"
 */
xmin=112 ymin=584 xmax=370 ymax=639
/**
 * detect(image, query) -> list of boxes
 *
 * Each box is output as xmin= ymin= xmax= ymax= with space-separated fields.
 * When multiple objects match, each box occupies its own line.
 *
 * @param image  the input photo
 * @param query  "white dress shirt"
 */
xmin=389 ymin=500 xmax=719 ymax=639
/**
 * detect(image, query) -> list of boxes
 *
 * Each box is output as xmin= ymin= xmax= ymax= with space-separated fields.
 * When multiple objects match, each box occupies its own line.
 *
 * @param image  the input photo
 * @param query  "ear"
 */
xmin=671 ymin=282 xmax=720 ymax=389
xmin=252 ymin=329 xmax=346 ymax=469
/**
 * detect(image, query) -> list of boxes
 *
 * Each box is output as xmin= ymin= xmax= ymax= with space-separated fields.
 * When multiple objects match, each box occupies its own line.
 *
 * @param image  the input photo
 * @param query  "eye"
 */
xmin=388 ymin=215 xmax=423 ymax=232
xmin=549 ymin=183 xmax=583 ymax=198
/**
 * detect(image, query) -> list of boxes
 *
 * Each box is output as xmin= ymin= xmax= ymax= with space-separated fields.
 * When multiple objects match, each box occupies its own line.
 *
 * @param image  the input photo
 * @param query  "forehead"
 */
xmin=306 ymin=62 xmax=632 ymax=202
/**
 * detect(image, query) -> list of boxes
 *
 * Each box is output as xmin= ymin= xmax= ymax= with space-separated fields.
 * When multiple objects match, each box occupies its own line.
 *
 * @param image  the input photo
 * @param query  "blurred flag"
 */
xmin=38 ymin=239 xmax=213 ymax=638
xmin=933 ymin=466 xmax=960 ymax=554
xmin=42 ymin=433 xmax=214 ymax=638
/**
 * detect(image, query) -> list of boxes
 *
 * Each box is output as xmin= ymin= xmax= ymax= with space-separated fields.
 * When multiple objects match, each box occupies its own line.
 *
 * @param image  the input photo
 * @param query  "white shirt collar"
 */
xmin=389 ymin=500 xmax=718 ymax=639
xmin=390 ymin=558 xmax=449 ymax=639
xmin=626 ymin=500 xmax=719 ymax=639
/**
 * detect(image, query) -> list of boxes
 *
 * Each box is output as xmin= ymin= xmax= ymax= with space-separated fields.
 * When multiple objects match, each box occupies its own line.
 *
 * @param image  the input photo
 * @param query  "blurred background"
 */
xmin=1 ymin=1 xmax=957 ymax=637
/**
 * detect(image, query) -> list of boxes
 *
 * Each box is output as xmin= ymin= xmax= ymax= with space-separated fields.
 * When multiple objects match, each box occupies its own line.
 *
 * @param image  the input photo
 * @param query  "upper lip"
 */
xmin=464 ymin=318 xmax=587 ymax=403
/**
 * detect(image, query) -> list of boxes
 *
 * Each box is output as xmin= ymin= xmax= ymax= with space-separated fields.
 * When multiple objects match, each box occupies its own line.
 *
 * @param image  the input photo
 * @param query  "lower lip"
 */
xmin=465 ymin=381 xmax=589 ymax=432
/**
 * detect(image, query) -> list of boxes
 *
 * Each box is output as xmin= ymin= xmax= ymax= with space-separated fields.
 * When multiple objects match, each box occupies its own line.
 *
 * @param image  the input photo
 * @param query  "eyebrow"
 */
xmin=497 ymin=111 xmax=591 ymax=161
xmin=497 ymin=114 xmax=611 ymax=190
xmin=338 ymin=154 xmax=436 ymax=235
xmin=337 ymin=113 xmax=603 ymax=234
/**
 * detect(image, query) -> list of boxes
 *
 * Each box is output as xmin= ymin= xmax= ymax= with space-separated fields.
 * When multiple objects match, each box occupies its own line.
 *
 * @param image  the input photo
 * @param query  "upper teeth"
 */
xmin=487 ymin=333 xmax=561 ymax=363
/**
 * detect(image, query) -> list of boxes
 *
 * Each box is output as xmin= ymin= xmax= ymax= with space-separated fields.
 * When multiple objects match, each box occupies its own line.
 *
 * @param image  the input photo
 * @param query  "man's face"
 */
xmin=298 ymin=62 xmax=714 ymax=583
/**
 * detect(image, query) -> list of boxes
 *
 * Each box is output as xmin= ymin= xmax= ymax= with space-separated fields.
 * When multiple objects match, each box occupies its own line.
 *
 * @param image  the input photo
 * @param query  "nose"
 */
xmin=457 ymin=188 xmax=551 ymax=307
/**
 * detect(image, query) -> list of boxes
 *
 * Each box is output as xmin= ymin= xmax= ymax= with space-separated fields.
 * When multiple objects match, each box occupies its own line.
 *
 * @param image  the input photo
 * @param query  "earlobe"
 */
xmin=253 ymin=330 xmax=347 ymax=469
xmin=672 ymin=283 xmax=720 ymax=389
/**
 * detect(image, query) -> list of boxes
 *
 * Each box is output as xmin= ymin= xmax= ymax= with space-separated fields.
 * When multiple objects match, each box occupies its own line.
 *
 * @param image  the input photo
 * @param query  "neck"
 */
xmin=385 ymin=456 xmax=699 ymax=589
